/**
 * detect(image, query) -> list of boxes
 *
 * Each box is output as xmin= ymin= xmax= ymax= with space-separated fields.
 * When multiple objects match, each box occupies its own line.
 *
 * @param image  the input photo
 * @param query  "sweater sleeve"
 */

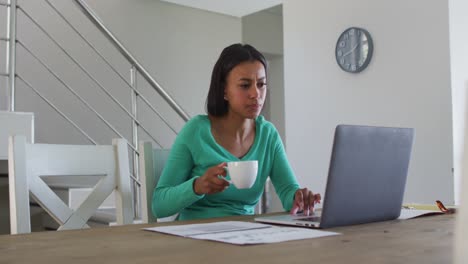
xmin=152 ymin=124 xmax=204 ymax=218
xmin=269 ymin=132 xmax=300 ymax=211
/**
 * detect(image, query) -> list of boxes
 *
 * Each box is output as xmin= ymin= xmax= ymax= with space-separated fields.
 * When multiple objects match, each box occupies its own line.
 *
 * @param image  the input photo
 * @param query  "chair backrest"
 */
xmin=0 ymin=112 xmax=34 ymax=160
xmin=0 ymin=112 xmax=34 ymax=174
xmin=139 ymin=141 xmax=176 ymax=223
xmin=8 ymin=135 xmax=133 ymax=234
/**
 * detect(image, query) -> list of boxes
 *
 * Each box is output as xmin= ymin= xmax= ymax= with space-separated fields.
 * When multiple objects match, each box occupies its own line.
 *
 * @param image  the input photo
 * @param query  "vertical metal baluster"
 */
xmin=6 ymin=0 xmax=16 ymax=111
xmin=262 ymin=178 xmax=271 ymax=214
xmin=130 ymin=65 xmax=140 ymax=220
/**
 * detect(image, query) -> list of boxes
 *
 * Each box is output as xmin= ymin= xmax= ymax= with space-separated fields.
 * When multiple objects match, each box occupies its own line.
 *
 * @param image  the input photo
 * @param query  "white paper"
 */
xmin=398 ymin=209 xmax=443 ymax=220
xmin=192 ymin=225 xmax=339 ymax=244
xmin=144 ymin=221 xmax=340 ymax=245
xmin=145 ymin=221 xmax=271 ymax=236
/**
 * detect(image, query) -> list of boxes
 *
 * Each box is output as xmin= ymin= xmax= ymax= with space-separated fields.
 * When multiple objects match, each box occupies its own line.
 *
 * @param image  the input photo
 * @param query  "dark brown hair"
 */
xmin=206 ymin=43 xmax=267 ymax=116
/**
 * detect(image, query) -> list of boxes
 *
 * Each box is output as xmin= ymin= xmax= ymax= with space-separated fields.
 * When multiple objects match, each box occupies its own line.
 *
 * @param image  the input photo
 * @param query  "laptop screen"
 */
xmin=319 ymin=125 xmax=414 ymax=228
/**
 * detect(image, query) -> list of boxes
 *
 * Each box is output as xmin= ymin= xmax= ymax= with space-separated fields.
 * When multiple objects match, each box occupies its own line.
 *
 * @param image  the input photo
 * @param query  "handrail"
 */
xmin=18 ymin=7 xmax=136 ymax=120
xmin=4 ymin=0 xmax=187 ymax=221
xmin=19 ymin=74 xmax=143 ymax=186
xmin=73 ymin=0 xmax=190 ymax=122
xmin=0 ymin=1 xmax=9 ymax=7
xmin=18 ymin=6 xmax=162 ymax=147
xmin=43 ymin=0 xmax=177 ymax=137
xmin=16 ymin=74 xmax=98 ymax=145
xmin=18 ymin=40 xmax=139 ymax=153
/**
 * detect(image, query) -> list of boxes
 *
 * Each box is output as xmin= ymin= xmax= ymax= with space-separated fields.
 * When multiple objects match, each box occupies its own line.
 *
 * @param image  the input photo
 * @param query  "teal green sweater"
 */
xmin=153 ymin=115 xmax=300 ymax=220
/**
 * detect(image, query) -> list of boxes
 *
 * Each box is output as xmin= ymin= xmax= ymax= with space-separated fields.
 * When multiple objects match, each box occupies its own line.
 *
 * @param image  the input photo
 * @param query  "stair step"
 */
xmin=51 ymin=188 xmax=116 ymax=210
xmin=41 ymin=175 xmax=103 ymax=189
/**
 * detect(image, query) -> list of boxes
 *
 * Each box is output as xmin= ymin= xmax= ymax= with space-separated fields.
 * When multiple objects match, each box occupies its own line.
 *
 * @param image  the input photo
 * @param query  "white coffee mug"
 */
xmin=225 ymin=160 xmax=258 ymax=189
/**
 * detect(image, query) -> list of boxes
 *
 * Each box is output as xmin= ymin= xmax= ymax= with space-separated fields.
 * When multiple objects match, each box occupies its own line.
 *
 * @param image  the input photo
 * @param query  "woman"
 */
xmin=153 ymin=43 xmax=320 ymax=220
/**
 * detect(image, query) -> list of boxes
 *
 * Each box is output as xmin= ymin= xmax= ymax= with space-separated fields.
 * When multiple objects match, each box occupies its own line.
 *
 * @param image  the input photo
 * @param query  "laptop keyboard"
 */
xmin=296 ymin=216 xmax=321 ymax=222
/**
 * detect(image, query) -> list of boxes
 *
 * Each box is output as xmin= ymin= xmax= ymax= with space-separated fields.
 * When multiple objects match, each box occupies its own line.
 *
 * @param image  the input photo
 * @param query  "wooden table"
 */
xmin=0 ymin=214 xmax=454 ymax=264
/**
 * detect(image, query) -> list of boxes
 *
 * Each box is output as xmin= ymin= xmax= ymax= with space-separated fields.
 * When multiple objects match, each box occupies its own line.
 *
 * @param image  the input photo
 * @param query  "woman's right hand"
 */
xmin=193 ymin=162 xmax=230 ymax=195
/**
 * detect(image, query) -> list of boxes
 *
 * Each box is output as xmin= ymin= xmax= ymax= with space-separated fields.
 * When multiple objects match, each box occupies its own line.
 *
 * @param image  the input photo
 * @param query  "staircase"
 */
xmin=0 ymin=0 xmax=190 ymax=229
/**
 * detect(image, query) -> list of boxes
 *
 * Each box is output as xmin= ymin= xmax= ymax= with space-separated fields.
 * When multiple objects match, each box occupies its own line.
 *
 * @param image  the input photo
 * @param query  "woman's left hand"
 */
xmin=290 ymin=188 xmax=321 ymax=216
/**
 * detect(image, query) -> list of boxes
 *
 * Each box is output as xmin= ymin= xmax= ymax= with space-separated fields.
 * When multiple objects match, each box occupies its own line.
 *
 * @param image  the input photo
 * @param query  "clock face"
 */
xmin=335 ymin=27 xmax=373 ymax=73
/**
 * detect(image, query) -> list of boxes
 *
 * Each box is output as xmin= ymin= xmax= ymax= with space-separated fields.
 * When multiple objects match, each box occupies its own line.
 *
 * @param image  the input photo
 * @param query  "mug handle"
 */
xmin=217 ymin=172 xmax=231 ymax=184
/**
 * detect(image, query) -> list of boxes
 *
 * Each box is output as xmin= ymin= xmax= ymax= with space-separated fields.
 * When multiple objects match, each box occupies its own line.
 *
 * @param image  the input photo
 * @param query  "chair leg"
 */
xmin=8 ymin=136 xmax=31 ymax=234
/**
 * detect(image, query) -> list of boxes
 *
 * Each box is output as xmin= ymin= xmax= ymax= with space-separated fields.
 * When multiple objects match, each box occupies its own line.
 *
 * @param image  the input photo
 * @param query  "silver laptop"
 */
xmin=255 ymin=124 xmax=414 ymax=228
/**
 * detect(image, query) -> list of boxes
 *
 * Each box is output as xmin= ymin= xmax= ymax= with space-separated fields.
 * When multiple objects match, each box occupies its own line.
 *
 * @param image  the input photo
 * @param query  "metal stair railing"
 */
xmin=18 ymin=39 xmax=140 ymax=152
xmin=2 ymin=0 xmax=191 ymax=222
xmin=17 ymin=75 xmax=97 ymax=145
xmin=43 ymin=0 xmax=181 ymax=137
xmin=73 ymin=0 xmax=190 ymax=122
xmin=4 ymin=0 xmax=16 ymax=112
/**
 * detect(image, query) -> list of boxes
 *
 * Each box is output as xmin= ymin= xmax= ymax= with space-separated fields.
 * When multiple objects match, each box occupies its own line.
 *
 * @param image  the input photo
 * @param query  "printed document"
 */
xmin=144 ymin=221 xmax=339 ymax=245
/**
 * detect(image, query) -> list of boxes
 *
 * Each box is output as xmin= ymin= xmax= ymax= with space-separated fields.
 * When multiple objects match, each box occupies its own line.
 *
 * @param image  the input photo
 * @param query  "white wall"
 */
xmin=283 ymin=0 xmax=454 ymax=204
xmin=242 ymin=7 xmax=285 ymax=212
xmin=242 ymin=7 xmax=285 ymax=141
xmin=242 ymin=7 xmax=283 ymax=56
xmin=84 ymin=0 xmax=241 ymax=117
xmin=265 ymin=56 xmax=285 ymax=141
xmin=0 ymin=0 xmax=241 ymax=147
xmin=449 ymin=0 xmax=468 ymax=204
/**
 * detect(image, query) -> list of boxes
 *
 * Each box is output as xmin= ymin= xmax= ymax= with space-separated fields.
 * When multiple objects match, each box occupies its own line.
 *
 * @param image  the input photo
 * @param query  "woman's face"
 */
xmin=224 ymin=60 xmax=267 ymax=119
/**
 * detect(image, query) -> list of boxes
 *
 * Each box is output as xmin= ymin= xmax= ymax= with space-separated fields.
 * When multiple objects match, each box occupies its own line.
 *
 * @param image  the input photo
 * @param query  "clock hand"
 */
xmin=342 ymin=44 xmax=359 ymax=57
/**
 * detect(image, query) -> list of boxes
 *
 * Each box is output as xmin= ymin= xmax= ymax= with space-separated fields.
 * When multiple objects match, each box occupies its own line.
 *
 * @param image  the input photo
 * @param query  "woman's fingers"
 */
xmin=307 ymin=193 xmax=322 ymax=215
xmin=211 ymin=169 xmax=229 ymax=187
xmin=290 ymin=188 xmax=322 ymax=216
xmin=296 ymin=190 xmax=304 ymax=210
xmin=290 ymin=190 xmax=303 ymax=215
xmin=304 ymin=189 xmax=312 ymax=215
xmin=206 ymin=163 xmax=230 ymax=193
xmin=194 ymin=162 xmax=231 ymax=195
xmin=314 ymin=193 xmax=322 ymax=204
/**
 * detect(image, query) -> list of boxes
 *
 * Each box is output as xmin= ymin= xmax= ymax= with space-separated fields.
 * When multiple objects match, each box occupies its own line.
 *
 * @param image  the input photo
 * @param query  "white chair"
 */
xmin=8 ymin=135 xmax=133 ymax=234
xmin=139 ymin=141 xmax=176 ymax=223
xmin=0 ymin=111 xmax=34 ymax=174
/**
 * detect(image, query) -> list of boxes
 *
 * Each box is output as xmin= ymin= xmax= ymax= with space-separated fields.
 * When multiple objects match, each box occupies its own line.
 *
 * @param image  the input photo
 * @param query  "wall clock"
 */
xmin=335 ymin=27 xmax=373 ymax=73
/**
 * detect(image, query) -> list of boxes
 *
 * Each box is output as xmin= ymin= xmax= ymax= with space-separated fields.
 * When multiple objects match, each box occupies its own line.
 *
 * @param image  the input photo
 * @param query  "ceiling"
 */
xmin=160 ymin=0 xmax=283 ymax=17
